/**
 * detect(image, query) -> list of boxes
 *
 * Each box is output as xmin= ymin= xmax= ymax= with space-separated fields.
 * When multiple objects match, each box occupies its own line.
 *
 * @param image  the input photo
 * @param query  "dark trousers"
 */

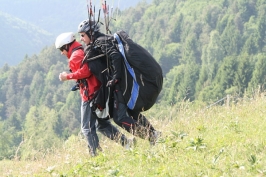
xmin=112 ymin=88 xmax=155 ymax=138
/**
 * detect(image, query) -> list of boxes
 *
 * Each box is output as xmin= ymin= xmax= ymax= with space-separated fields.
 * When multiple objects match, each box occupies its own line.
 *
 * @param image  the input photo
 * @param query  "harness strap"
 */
xmin=71 ymin=46 xmax=83 ymax=54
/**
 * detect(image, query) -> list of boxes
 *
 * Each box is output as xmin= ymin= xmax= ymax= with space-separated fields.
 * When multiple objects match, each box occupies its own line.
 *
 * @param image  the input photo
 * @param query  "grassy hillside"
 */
xmin=1 ymin=92 xmax=266 ymax=176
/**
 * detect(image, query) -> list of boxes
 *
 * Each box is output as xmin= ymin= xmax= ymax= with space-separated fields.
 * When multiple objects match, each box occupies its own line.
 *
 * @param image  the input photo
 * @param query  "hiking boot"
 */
xmin=124 ymin=137 xmax=137 ymax=150
xmin=89 ymin=146 xmax=102 ymax=157
xmin=149 ymin=130 xmax=161 ymax=146
xmin=97 ymin=146 xmax=103 ymax=152
xmin=89 ymin=150 xmax=97 ymax=157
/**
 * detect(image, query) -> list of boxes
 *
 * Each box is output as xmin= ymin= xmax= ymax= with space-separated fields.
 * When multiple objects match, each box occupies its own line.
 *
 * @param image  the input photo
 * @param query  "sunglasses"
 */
xmin=59 ymin=45 xmax=66 ymax=52
xmin=59 ymin=47 xmax=65 ymax=52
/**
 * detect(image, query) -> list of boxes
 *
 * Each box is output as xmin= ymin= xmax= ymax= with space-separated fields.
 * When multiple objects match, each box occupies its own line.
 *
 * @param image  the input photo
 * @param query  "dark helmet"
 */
xmin=77 ymin=19 xmax=100 ymax=36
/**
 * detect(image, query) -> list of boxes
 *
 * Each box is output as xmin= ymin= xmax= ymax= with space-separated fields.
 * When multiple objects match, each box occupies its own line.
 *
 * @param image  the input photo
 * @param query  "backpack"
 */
xmin=113 ymin=30 xmax=163 ymax=112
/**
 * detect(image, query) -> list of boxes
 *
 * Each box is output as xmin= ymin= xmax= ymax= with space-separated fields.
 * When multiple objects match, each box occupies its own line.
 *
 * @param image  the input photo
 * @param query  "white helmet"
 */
xmin=55 ymin=32 xmax=75 ymax=49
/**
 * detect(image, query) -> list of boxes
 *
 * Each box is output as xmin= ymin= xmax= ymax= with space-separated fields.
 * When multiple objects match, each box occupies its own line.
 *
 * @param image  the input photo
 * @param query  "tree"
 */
xmin=233 ymin=54 xmax=252 ymax=95
xmin=0 ymin=121 xmax=16 ymax=159
xmin=212 ymin=56 xmax=238 ymax=98
xmin=29 ymin=71 xmax=44 ymax=106
xmin=181 ymin=34 xmax=200 ymax=65
xmin=196 ymin=36 xmax=221 ymax=98
xmin=220 ymin=17 xmax=241 ymax=56
xmin=205 ymin=30 xmax=224 ymax=80
xmin=21 ymin=106 xmax=61 ymax=159
xmin=248 ymin=54 xmax=266 ymax=94
xmin=164 ymin=65 xmax=184 ymax=104
xmin=159 ymin=43 xmax=181 ymax=75
xmin=204 ymin=5 xmax=222 ymax=29
xmin=257 ymin=12 xmax=266 ymax=51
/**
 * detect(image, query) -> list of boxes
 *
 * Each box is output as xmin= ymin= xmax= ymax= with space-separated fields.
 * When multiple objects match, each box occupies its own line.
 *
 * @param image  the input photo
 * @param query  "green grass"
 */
xmin=1 ymin=95 xmax=266 ymax=177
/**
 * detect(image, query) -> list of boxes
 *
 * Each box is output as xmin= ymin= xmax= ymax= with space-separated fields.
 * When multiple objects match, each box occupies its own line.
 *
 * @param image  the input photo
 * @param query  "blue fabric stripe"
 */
xmin=114 ymin=33 xmax=139 ymax=109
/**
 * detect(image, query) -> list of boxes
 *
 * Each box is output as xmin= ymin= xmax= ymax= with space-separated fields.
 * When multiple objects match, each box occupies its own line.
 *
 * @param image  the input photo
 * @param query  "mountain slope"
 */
xmin=0 ymin=0 xmax=152 ymax=66
xmin=0 ymin=0 xmax=152 ymax=35
xmin=0 ymin=11 xmax=53 ymax=66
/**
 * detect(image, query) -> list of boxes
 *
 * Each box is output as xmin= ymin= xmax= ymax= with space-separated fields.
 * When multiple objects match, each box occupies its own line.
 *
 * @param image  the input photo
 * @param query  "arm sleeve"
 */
xmin=67 ymin=64 xmax=92 ymax=80
xmin=67 ymin=51 xmax=92 ymax=80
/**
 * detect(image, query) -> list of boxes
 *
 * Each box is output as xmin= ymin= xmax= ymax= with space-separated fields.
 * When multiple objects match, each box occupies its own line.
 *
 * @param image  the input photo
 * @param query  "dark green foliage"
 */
xmin=213 ymin=56 xmax=237 ymax=94
xmin=159 ymin=43 xmax=181 ymax=75
xmin=234 ymin=54 xmax=253 ymax=95
xmin=247 ymin=54 xmax=266 ymax=93
xmin=257 ymin=12 xmax=266 ymax=51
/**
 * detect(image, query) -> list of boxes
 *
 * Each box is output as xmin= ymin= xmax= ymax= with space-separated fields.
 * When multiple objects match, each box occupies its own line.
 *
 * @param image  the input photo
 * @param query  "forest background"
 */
xmin=1 ymin=0 xmax=266 ymax=161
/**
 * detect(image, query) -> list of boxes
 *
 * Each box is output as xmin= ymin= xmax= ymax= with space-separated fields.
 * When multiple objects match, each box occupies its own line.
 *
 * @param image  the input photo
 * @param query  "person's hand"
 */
xmin=106 ymin=79 xmax=119 ymax=87
xmin=59 ymin=72 xmax=68 ymax=81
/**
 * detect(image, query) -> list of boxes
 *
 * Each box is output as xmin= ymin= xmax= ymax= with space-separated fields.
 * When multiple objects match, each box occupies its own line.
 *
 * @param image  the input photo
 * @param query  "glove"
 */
xmin=106 ymin=79 xmax=119 ymax=87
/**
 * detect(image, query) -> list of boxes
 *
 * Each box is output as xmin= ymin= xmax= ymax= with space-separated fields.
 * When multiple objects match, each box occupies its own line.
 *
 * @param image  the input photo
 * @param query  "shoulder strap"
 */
xmin=71 ymin=46 xmax=83 ymax=54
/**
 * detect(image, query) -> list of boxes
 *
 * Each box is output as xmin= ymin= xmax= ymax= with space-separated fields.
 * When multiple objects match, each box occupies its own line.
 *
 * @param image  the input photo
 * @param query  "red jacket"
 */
xmin=66 ymin=41 xmax=101 ymax=101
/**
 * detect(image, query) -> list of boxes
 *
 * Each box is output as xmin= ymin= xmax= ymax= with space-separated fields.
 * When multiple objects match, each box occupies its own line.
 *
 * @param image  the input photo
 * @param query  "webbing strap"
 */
xmin=114 ymin=33 xmax=139 ymax=110
xmin=71 ymin=46 xmax=83 ymax=54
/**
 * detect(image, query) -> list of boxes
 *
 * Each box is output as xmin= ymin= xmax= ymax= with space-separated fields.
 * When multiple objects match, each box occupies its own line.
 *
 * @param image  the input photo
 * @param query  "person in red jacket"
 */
xmin=55 ymin=32 xmax=132 ymax=157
